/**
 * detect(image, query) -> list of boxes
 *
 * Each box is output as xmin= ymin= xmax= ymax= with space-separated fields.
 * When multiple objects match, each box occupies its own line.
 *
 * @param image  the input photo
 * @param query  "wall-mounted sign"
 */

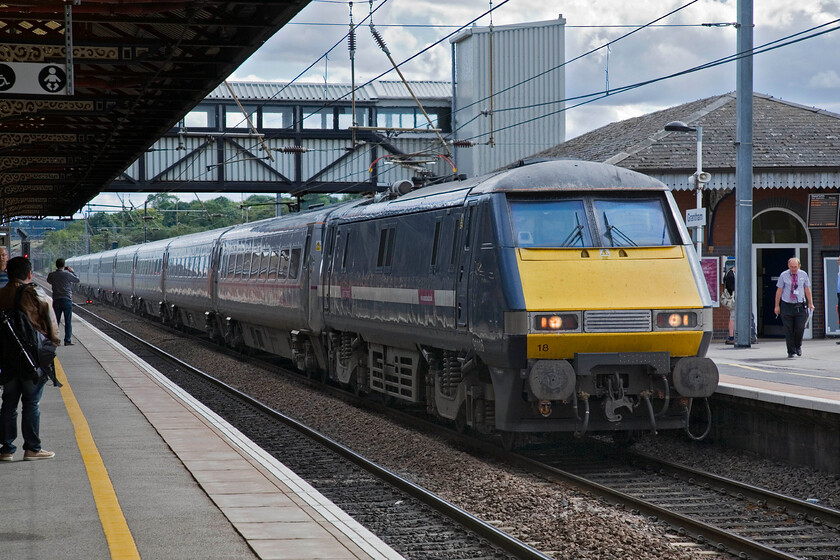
xmin=807 ymin=193 xmax=840 ymax=229
xmin=0 ymin=62 xmax=68 ymax=95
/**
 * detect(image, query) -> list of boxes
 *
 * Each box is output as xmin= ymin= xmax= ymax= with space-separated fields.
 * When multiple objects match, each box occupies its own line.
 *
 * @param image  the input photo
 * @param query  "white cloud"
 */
xmin=88 ymin=0 xmax=840 ymax=211
xmin=807 ymin=70 xmax=840 ymax=88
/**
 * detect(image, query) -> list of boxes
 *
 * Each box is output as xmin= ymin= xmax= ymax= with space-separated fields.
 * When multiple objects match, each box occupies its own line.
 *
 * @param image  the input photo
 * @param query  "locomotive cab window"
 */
xmin=509 ymin=199 xmax=592 ymax=248
xmin=592 ymin=198 xmax=674 ymax=247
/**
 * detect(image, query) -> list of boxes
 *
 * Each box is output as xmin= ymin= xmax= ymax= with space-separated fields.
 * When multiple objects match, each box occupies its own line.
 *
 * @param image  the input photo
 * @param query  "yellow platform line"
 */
xmin=55 ymin=359 xmax=140 ymax=560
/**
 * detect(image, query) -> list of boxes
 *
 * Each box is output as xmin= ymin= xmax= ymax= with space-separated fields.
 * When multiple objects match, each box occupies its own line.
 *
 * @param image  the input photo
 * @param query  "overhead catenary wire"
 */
xmin=453 ymin=17 xmax=840 ymax=143
xmin=451 ymin=0 xmax=701 ymax=119
xmin=366 ymin=0 xmax=452 ymax=157
xmin=96 ymin=4 xmax=839 ymax=210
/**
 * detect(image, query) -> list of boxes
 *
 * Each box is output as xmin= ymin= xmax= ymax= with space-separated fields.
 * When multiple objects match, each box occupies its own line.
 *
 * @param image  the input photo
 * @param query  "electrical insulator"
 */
xmin=371 ymin=27 xmax=389 ymax=54
xmin=348 ymin=29 xmax=356 ymax=52
xmin=278 ymin=146 xmax=307 ymax=154
xmin=452 ymin=140 xmax=475 ymax=148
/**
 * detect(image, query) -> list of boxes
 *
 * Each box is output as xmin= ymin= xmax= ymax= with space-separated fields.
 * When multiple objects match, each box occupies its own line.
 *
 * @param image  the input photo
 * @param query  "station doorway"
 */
xmin=752 ymin=210 xmax=811 ymax=338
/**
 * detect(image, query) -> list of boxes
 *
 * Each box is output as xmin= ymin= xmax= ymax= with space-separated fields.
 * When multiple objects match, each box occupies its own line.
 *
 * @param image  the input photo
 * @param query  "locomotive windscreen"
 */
xmin=509 ymin=196 xmax=676 ymax=248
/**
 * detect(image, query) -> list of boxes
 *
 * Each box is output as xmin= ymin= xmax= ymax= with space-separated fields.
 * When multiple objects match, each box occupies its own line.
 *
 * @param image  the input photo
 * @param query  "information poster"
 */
xmin=701 ymin=257 xmax=720 ymax=306
xmin=824 ymin=256 xmax=840 ymax=337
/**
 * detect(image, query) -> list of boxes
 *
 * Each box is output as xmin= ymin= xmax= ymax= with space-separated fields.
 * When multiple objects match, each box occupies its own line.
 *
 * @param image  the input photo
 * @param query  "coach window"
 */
xmin=289 ymin=248 xmax=302 ymax=280
xmin=249 ymin=247 xmax=262 ymax=279
xmin=260 ymin=248 xmax=274 ymax=280
xmin=267 ymin=250 xmax=279 ymax=280
xmin=224 ymin=253 xmax=233 ymax=278
xmin=242 ymin=246 xmax=254 ymax=278
xmin=233 ymin=250 xmax=244 ymax=279
xmin=278 ymin=248 xmax=290 ymax=279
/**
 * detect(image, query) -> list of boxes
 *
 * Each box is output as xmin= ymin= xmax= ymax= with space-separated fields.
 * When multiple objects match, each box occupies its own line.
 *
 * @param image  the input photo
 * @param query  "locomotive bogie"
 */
xmin=68 ymin=159 xmax=719 ymax=440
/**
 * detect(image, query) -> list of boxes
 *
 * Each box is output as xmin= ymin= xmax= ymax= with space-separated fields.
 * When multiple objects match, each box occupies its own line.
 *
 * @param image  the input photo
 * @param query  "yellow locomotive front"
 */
xmin=487 ymin=161 xmax=718 ymax=438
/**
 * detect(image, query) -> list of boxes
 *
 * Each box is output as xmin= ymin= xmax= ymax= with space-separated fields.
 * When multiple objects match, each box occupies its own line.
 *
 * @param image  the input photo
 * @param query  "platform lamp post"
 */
xmin=664 ymin=121 xmax=711 ymax=258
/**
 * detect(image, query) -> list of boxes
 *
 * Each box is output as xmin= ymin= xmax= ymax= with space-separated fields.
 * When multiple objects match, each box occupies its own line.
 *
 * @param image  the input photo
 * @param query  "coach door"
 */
xmin=322 ymin=226 xmax=337 ymax=313
xmin=209 ymin=242 xmax=222 ymax=309
xmin=455 ymin=201 xmax=477 ymax=328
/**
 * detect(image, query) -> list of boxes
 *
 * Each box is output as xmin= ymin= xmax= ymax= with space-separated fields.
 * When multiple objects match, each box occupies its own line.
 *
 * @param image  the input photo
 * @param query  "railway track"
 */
xmin=76 ymin=305 xmax=551 ymax=560
xmin=510 ymin=443 xmax=840 ymax=560
xmin=74 ymin=301 xmax=840 ymax=559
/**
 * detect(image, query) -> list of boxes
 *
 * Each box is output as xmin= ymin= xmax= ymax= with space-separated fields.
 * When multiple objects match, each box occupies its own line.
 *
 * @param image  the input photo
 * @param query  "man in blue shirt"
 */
xmin=774 ymin=257 xmax=814 ymax=358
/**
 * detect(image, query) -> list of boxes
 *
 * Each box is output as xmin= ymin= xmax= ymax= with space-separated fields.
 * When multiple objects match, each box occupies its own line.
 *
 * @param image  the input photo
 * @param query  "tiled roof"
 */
xmin=531 ymin=93 xmax=840 ymax=172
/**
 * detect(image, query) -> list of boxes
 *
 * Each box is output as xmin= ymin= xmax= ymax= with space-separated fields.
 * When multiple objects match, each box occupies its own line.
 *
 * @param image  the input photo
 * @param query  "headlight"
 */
xmin=533 ymin=313 xmax=580 ymax=332
xmin=655 ymin=311 xmax=698 ymax=329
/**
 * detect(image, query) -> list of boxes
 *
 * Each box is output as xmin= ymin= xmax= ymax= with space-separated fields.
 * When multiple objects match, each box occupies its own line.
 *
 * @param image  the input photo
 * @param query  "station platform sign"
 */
xmin=0 ymin=62 xmax=68 ymax=95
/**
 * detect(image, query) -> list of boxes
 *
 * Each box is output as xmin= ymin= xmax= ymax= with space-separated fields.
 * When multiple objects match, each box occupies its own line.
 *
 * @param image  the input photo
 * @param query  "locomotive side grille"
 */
xmin=584 ymin=310 xmax=651 ymax=332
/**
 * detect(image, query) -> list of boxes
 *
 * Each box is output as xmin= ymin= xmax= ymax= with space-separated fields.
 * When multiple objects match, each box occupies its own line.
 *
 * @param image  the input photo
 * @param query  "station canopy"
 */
xmin=0 ymin=0 xmax=309 ymax=222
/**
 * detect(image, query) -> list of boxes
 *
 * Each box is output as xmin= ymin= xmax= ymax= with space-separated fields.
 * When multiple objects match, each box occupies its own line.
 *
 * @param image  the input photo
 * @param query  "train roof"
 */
xmin=219 ymin=201 xmax=359 ymax=242
xmin=475 ymin=159 xmax=669 ymax=193
xmin=330 ymin=159 xmax=670 ymax=222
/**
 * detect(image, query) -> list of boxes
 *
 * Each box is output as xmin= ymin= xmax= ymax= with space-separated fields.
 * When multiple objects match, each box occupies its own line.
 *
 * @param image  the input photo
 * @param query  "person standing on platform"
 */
xmin=0 ymin=246 xmax=8 ymax=287
xmin=774 ymin=257 xmax=814 ymax=358
xmin=0 ymin=257 xmax=61 ymax=461
xmin=46 ymin=257 xmax=79 ymax=346
xmin=723 ymin=266 xmax=736 ymax=344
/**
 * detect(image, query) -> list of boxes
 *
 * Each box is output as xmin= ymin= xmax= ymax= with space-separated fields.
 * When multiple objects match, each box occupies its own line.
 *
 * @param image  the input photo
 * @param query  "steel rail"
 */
xmin=626 ymin=450 xmax=840 ymax=531
xmin=76 ymin=306 xmax=553 ymax=560
xmin=72 ymin=299 xmax=838 ymax=560
xmin=504 ymin=450 xmax=803 ymax=560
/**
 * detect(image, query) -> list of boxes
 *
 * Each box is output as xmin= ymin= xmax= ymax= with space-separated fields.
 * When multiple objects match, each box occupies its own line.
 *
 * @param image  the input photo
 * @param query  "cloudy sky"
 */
xmin=88 ymin=0 xmax=840 ymax=212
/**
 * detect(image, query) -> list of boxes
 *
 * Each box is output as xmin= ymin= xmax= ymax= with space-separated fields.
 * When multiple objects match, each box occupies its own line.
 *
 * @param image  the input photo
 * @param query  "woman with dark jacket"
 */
xmin=724 ymin=267 xmax=735 ymax=344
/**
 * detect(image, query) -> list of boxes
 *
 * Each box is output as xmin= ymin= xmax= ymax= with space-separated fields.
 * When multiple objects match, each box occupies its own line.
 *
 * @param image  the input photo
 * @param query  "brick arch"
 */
xmin=754 ymin=196 xmax=806 ymax=220
xmin=751 ymin=198 xmax=828 ymax=337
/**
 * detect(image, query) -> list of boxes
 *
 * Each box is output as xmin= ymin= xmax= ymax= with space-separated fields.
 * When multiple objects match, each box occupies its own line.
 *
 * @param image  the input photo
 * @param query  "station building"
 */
xmin=532 ymin=92 xmax=840 ymax=340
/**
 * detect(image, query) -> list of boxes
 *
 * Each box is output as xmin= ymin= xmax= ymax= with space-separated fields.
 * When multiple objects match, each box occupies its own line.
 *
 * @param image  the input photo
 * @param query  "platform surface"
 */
xmin=708 ymin=337 xmax=840 ymax=414
xmin=0 ymin=317 xmax=404 ymax=560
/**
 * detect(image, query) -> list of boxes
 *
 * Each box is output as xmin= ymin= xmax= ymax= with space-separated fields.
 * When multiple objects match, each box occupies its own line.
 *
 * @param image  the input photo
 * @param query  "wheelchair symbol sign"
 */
xmin=39 ymin=65 xmax=66 ymax=93
xmin=0 ymin=64 xmax=15 ymax=91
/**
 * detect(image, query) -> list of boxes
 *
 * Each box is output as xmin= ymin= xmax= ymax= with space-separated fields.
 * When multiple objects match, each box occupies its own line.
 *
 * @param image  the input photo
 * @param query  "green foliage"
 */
xmin=37 ymin=193 xmax=360 ymax=261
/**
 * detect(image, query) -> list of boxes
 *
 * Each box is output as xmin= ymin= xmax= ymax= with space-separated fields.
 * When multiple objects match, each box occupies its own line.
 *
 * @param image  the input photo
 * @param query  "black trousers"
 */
xmin=780 ymin=300 xmax=808 ymax=354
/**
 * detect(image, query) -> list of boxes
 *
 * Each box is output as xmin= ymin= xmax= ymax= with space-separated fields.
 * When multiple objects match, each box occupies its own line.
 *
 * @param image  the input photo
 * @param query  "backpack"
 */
xmin=0 ymin=284 xmax=61 ymax=387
